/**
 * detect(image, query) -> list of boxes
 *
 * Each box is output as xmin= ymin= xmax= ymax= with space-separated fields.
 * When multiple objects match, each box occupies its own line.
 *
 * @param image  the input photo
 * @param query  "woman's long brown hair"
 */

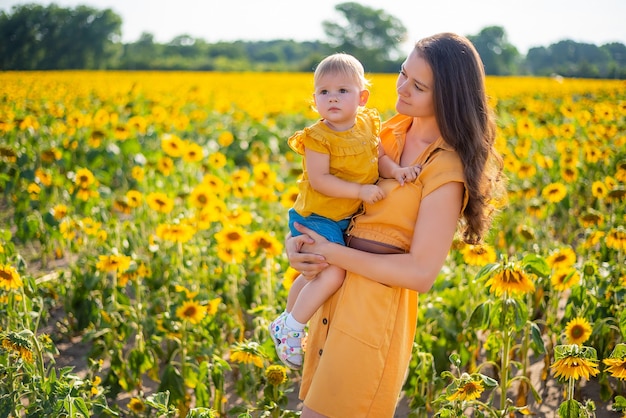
xmin=415 ymin=32 xmax=506 ymax=244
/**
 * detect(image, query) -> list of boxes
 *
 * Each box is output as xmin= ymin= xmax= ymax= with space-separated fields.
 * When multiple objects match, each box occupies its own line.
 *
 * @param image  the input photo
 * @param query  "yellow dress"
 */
xmin=299 ymin=114 xmax=468 ymax=417
xmin=289 ymin=107 xmax=381 ymax=221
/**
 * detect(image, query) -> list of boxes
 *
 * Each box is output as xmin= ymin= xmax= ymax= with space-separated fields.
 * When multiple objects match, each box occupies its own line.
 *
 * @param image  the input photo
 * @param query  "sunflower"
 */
xmin=559 ymin=123 xmax=576 ymax=139
xmin=447 ymin=373 xmax=485 ymax=402
xmin=59 ymin=219 xmax=77 ymax=240
xmin=218 ymin=131 xmax=234 ymax=147
xmin=603 ymin=344 xmax=626 ymax=380
xmin=282 ymin=267 xmax=301 ymax=291
xmin=230 ymin=341 xmax=264 ymax=368
xmin=217 ymin=245 xmax=247 ymax=264
xmin=551 ymin=346 xmax=599 ymax=381
xmin=214 ymin=224 xmax=248 ymax=251
xmin=157 ymin=156 xmax=174 ymax=176
xmin=146 ymin=192 xmax=174 ymax=214
xmin=127 ymin=397 xmax=146 ymax=413
xmin=1 ymin=331 xmax=33 ymax=362
xmin=161 ymin=134 xmax=185 ymax=157
xmin=603 ymin=358 xmax=626 ymax=380
xmin=550 ymin=268 xmax=581 ymax=292
xmin=189 ymin=183 xmax=213 ymax=208
xmin=546 ymin=247 xmax=577 ymax=270
xmin=461 ymin=244 xmax=496 ymax=266
xmin=27 ymin=183 xmax=41 ymax=199
xmin=0 ymin=264 xmax=22 ymax=290
xmin=582 ymin=231 xmax=605 ymax=249
xmin=253 ymin=162 xmax=277 ymax=187
xmin=516 ymin=225 xmax=535 ymax=240
xmin=126 ymin=190 xmax=143 ymax=207
xmin=176 ymin=300 xmax=206 ymax=324
xmin=266 ymin=365 xmax=288 ymax=386
xmin=280 ymin=186 xmax=300 ymax=209
xmin=75 ymin=186 xmax=99 ymax=201
xmin=248 ymin=231 xmax=283 ymax=258
xmin=90 ymin=375 xmax=102 ymax=396
xmin=565 ymin=317 xmax=592 ymax=345
xmin=195 ymin=206 xmax=221 ymax=230
xmin=41 ymin=147 xmax=62 ymax=162
xmin=231 ymin=168 xmax=251 ymax=185
xmin=583 ymin=145 xmax=603 ymax=164
xmin=201 ymin=174 xmax=227 ymax=197
xmin=591 ymin=181 xmax=608 ymax=199
xmin=128 ymin=115 xmax=147 ymax=134
xmin=182 ymin=141 xmax=204 ymax=163
xmin=207 ymin=151 xmax=227 ymax=169
xmin=503 ymin=155 xmax=520 ymax=174
xmin=485 ymin=265 xmax=535 ymax=296
xmin=174 ymin=285 xmax=198 ymax=299
xmin=131 ymin=166 xmax=145 ymax=182
xmin=527 ymin=200 xmax=545 ymax=218
xmin=516 ymin=117 xmax=536 ymax=137
xmin=541 ymin=182 xmax=567 ymax=203
xmin=156 ymin=222 xmax=195 ymax=244
xmin=74 ymin=167 xmax=95 ymax=188
xmin=606 ymin=227 xmax=626 ymax=251
xmin=96 ymin=254 xmax=132 ymax=274
xmin=560 ymin=166 xmax=578 ymax=183
xmin=81 ymin=217 xmax=102 ymax=236
xmin=616 ymin=161 xmax=626 ymax=182
xmin=517 ymin=161 xmax=537 ymax=179
xmin=581 ymin=262 xmax=598 ymax=278
xmin=206 ymin=297 xmax=222 ymax=316
xmin=52 ymin=204 xmax=69 ymax=220
xmin=35 ymin=168 xmax=52 ymax=186
xmin=579 ymin=209 xmax=604 ymax=228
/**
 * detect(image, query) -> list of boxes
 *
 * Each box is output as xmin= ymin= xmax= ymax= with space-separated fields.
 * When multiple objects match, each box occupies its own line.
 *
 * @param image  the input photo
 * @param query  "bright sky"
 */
xmin=1 ymin=0 xmax=625 ymax=55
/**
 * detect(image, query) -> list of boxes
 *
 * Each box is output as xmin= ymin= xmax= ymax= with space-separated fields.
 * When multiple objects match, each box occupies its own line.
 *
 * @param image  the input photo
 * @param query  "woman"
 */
xmin=285 ymin=32 xmax=506 ymax=417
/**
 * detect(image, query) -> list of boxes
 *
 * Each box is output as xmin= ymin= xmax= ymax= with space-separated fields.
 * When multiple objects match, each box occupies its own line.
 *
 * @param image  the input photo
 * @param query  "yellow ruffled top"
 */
xmin=288 ymin=107 xmax=381 ymax=221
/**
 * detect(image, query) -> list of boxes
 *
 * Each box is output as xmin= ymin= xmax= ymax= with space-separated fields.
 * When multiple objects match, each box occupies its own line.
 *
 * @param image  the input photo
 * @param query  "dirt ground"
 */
xmin=50 ymin=326 xmax=622 ymax=417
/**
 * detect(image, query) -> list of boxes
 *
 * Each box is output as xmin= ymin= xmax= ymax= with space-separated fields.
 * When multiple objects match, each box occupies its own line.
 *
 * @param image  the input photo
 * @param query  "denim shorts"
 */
xmin=288 ymin=208 xmax=351 ymax=245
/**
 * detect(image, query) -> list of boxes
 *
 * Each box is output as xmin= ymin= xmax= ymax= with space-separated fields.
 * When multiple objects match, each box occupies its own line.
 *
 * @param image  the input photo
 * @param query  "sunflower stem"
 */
xmin=567 ymin=376 xmax=574 ymax=401
xmin=500 ymin=328 xmax=511 ymax=411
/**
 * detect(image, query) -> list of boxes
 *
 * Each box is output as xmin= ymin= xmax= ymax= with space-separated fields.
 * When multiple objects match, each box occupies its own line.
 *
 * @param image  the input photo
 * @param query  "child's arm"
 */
xmin=306 ymin=148 xmax=384 ymax=204
xmin=378 ymin=145 xmax=421 ymax=186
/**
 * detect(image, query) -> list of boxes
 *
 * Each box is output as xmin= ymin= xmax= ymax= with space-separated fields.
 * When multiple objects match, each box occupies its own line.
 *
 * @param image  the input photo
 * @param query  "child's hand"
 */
xmin=395 ymin=165 xmax=422 ymax=185
xmin=359 ymin=184 xmax=385 ymax=204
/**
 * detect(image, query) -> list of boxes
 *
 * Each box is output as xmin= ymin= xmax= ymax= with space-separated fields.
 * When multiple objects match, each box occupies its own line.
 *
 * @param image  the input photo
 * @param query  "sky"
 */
xmin=1 ymin=0 xmax=625 ymax=55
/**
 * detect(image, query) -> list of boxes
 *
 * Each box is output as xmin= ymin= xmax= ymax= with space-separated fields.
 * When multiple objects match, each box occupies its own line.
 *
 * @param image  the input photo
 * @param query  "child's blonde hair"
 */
xmin=313 ymin=53 xmax=370 ymax=90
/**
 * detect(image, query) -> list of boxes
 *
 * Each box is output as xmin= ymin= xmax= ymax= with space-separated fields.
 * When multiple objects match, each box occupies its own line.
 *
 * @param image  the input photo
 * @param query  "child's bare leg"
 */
xmin=285 ymin=274 xmax=308 ymax=313
xmin=290 ymin=265 xmax=345 ymax=324
xmin=270 ymin=266 xmax=344 ymax=369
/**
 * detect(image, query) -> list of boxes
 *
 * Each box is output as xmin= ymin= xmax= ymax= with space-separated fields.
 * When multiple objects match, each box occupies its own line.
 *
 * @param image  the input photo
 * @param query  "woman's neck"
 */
xmin=407 ymin=116 xmax=440 ymax=145
xmin=400 ymin=117 xmax=441 ymax=166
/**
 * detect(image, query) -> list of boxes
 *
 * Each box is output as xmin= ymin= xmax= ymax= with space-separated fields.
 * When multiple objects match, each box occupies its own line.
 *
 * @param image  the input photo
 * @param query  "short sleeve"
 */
xmin=288 ymin=125 xmax=331 ymax=155
xmin=420 ymin=150 xmax=468 ymax=212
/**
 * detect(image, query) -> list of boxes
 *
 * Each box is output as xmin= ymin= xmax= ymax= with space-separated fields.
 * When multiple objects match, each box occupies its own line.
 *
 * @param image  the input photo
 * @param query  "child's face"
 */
xmin=313 ymin=73 xmax=369 ymax=130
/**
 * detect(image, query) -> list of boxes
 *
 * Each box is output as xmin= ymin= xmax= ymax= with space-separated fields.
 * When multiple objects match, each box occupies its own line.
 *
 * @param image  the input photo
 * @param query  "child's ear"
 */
xmin=359 ymin=89 xmax=370 ymax=106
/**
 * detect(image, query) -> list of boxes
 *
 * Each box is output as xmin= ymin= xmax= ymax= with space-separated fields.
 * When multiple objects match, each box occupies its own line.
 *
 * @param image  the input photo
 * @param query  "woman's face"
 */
xmin=395 ymin=48 xmax=435 ymax=118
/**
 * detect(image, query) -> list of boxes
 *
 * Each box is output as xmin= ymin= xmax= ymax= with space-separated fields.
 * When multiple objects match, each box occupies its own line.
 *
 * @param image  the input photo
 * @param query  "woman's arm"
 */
xmin=294 ymin=181 xmax=464 ymax=293
xmin=284 ymin=232 xmax=329 ymax=279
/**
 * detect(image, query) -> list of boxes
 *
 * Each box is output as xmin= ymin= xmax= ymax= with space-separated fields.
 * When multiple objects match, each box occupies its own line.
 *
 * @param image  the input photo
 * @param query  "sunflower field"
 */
xmin=0 ymin=71 xmax=625 ymax=418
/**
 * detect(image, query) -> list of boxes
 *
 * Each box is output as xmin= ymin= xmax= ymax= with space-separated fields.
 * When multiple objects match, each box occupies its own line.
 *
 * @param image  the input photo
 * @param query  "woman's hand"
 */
xmin=285 ymin=224 xmax=329 ymax=279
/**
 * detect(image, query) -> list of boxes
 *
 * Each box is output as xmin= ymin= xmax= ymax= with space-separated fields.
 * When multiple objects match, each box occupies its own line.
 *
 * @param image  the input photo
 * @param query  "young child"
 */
xmin=269 ymin=53 xmax=421 ymax=369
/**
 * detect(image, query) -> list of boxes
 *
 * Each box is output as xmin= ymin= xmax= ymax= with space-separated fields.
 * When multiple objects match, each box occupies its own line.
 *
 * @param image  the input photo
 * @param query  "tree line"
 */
xmin=1 ymin=2 xmax=625 ymax=78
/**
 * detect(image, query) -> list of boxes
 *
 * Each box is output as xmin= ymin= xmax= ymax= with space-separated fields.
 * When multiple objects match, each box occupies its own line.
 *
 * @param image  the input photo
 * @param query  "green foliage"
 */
xmin=0 ymin=3 xmax=122 ymax=70
xmin=322 ymin=1 xmax=407 ymax=71
xmin=2 ymin=3 xmax=624 ymax=77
